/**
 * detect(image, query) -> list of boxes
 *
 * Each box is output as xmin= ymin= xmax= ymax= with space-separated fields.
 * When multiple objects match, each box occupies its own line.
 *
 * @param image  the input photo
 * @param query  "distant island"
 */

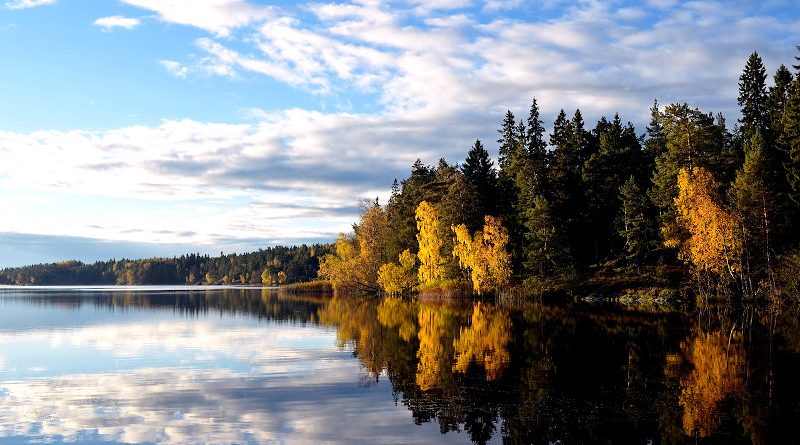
xmin=0 ymin=244 xmax=328 ymax=286
xmin=5 ymin=49 xmax=800 ymax=304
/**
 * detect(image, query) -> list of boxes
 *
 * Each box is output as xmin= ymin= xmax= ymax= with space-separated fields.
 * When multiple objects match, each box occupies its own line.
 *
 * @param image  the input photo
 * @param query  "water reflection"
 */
xmin=1 ymin=287 xmax=800 ymax=444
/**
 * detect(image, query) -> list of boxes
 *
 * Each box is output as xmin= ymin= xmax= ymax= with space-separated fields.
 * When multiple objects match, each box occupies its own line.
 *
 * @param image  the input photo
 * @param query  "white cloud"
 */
xmin=159 ymin=59 xmax=189 ymax=78
xmin=483 ymin=0 xmax=522 ymax=11
xmin=3 ymin=0 xmax=800 ymax=255
xmin=121 ymin=0 xmax=272 ymax=37
xmin=93 ymin=15 xmax=141 ymax=31
xmin=4 ymin=0 xmax=54 ymax=9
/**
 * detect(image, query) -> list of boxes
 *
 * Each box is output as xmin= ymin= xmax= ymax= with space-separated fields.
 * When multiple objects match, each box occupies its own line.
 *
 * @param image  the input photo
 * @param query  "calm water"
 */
xmin=0 ymin=287 xmax=799 ymax=444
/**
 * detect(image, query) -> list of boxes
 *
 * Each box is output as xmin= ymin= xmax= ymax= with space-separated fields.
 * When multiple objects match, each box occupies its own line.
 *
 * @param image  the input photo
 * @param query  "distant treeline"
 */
xmin=0 ymin=244 xmax=330 ymax=286
xmin=319 ymin=49 xmax=800 ymax=298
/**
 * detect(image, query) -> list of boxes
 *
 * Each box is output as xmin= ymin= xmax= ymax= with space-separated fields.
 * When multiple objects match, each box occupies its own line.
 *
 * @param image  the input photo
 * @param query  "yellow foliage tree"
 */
xmin=452 ymin=303 xmax=511 ymax=380
xmin=452 ymin=215 xmax=512 ymax=294
xmin=415 ymin=201 xmax=445 ymax=285
xmin=377 ymin=296 xmax=417 ymax=341
xmin=318 ymin=204 xmax=389 ymax=293
xmin=416 ymin=306 xmax=448 ymax=391
xmin=377 ymin=249 xmax=417 ymax=294
xmin=673 ymin=167 xmax=743 ymax=278
xmin=679 ymin=330 xmax=744 ymax=438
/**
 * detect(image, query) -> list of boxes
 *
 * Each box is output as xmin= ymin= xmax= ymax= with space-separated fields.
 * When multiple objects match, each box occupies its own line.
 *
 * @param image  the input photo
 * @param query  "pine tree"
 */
xmin=522 ymin=195 xmax=570 ymax=278
xmin=768 ymin=65 xmax=793 ymax=141
xmin=498 ymin=110 xmax=517 ymax=171
xmin=738 ymin=52 xmax=769 ymax=140
xmin=644 ymin=99 xmax=666 ymax=176
xmin=525 ymin=97 xmax=549 ymax=194
xmin=733 ymin=130 xmax=776 ymax=273
xmin=618 ymin=177 xmax=654 ymax=267
xmin=462 ymin=139 xmax=498 ymax=230
xmin=782 ymin=77 xmax=800 ymax=202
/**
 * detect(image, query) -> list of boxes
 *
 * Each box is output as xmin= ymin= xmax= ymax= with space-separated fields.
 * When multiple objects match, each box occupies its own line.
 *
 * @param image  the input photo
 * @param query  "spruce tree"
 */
xmin=768 ymin=65 xmax=793 ymax=140
xmin=498 ymin=110 xmax=517 ymax=171
xmin=738 ymin=51 xmax=769 ymax=140
xmin=618 ymin=177 xmax=654 ymax=267
xmin=781 ymin=76 xmax=800 ymax=202
xmin=733 ymin=130 xmax=776 ymax=272
xmin=462 ymin=139 xmax=498 ymax=231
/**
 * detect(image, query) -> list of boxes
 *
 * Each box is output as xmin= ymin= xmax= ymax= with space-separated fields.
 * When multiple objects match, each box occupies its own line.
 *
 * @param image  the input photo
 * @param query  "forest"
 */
xmin=319 ymin=48 xmax=800 ymax=301
xmin=0 ymin=244 xmax=329 ymax=286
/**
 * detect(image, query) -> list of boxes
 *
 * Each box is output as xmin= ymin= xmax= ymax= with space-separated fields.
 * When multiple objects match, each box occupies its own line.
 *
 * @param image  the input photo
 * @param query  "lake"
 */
xmin=0 ymin=286 xmax=798 ymax=444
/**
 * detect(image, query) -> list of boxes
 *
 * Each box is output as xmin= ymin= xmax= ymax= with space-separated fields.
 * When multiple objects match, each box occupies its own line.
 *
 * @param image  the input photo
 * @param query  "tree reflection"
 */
xmin=452 ymin=303 xmax=511 ymax=380
xmin=680 ymin=330 xmax=745 ymax=438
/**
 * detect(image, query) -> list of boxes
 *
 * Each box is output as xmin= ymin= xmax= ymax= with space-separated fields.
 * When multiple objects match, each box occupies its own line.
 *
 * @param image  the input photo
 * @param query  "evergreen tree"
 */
xmin=525 ymin=97 xmax=549 ymax=194
xmin=583 ymin=114 xmax=644 ymax=263
xmin=781 ymin=76 xmax=800 ymax=203
xmin=738 ymin=51 xmax=769 ymax=140
xmin=644 ymin=99 xmax=666 ymax=176
xmin=462 ymin=139 xmax=498 ymax=230
xmin=498 ymin=110 xmax=517 ymax=171
xmin=733 ymin=130 xmax=776 ymax=273
xmin=618 ymin=177 xmax=655 ymax=267
xmin=768 ymin=65 xmax=793 ymax=142
xmin=522 ymin=195 xmax=570 ymax=278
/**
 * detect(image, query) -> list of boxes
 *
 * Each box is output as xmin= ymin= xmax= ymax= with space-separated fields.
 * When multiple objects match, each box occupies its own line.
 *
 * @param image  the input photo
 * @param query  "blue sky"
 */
xmin=0 ymin=0 xmax=799 ymax=267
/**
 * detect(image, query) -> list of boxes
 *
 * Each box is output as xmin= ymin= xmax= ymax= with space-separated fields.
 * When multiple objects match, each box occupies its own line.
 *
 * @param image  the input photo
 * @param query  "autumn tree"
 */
xmin=452 ymin=303 xmax=511 ymax=381
xmin=452 ymin=216 xmax=512 ymax=294
xmin=672 ymin=167 xmax=743 ymax=281
xmin=377 ymin=249 xmax=417 ymax=294
xmin=416 ymin=201 xmax=445 ymax=285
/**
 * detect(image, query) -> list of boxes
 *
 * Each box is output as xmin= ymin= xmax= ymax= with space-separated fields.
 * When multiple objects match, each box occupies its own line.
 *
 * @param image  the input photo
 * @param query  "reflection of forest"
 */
xmin=318 ymin=297 xmax=800 ymax=445
xmin=2 ymin=288 xmax=326 ymax=324
xmin=5 ymin=289 xmax=800 ymax=444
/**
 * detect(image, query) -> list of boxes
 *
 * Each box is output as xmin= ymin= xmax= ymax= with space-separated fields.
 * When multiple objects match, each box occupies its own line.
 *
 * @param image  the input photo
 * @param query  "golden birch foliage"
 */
xmin=452 ymin=216 xmax=512 ymax=294
xmin=318 ymin=233 xmax=358 ymax=291
xmin=679 ymin=331 xmax=744 ymax=437
xmin=415 ymin=201 xmax=445 ymax=284
xmin=452 ymin=303 xmax=511 ymax=380
xmin=318 ymin=206 xmax=390 ymax=292
xmin=673 ymin=167 xmax=743 ymax=275
xmin=416 ymin=306 xmax=448 ymax=391
xmin=377 ymin=249 xmax=417 ymax=294
xmin=377 ymin=296 xmax=417 ymax=341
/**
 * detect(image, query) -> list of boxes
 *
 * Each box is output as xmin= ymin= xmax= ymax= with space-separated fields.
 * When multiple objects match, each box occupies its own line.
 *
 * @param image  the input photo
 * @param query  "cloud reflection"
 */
xmin=0 ymin=310 xmax=472 ymax=444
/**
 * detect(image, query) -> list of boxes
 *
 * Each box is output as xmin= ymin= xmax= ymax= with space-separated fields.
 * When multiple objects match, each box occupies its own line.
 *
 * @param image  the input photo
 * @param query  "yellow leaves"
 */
xmin=377 ymin=296 xmax=417 ymax=341
xmin=679 ymin=331 xmax=744 ymax=437
xmin=452 ymin=303 xmax=511 ymax=380
xmin=416 ymin=306 xmax=448 ymax=391
xmin=673 ymin=167 xmax=743 ymax=276
xmin=377 ymin=249 xmax=417 ymax=294
xmin=452 ymin=215 xmax=512 ymax=294
xmin=318 ymin=233 xmax=358 ymax=291
xmin=416 ymin=201 xmax=445 ymax=284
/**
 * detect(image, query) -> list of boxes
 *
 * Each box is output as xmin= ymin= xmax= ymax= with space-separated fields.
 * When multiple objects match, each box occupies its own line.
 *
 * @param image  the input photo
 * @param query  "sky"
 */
xmin=0 ymin=0 xmax=799 ymax=268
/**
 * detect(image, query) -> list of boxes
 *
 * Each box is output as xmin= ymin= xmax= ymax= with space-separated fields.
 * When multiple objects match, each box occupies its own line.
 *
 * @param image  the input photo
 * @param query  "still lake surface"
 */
xmin=0 ymin=286 xmax=798 ymax=444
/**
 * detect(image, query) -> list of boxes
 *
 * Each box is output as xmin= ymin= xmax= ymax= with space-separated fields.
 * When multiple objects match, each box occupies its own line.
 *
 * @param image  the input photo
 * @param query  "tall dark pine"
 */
xmin=525 ymin=97 xmax=549 ymax=194
xmin=781 ymin=76 xmax=800 ymax=203
xmin=769 ymin=65 xmax=793 ymax=143
xmin=644 ymin=99 xmax=666 ymax=175
xmin=738 ymin=51 xmax=769 ymax=141
xmin=462 ymin=139 xmax=498 ymax=230
xmin=498 ymin=110 xmax=517 ymax=171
